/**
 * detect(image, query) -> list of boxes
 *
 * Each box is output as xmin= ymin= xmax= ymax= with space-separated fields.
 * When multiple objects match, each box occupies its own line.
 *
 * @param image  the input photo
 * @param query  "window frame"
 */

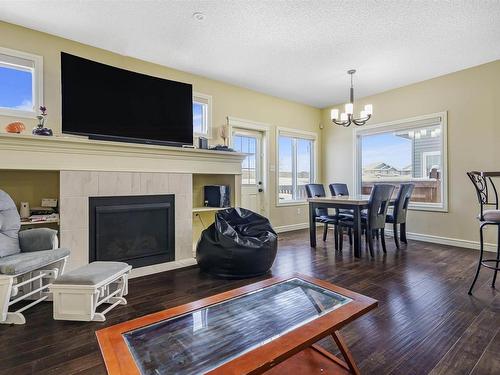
xmin=232 ymin=129 xmax=262 ymax=186
xmin=0 ymin=46 xmax=43 ymax=119
xmin=192 ymin=92 xmax=212 ymax=138
xmin=276 ymin=127 xmax=318 ymax=206
xmin=421 ymin=150 xmax=441 ymax=178
xmin=353 ymin=111 xmax=448 ymax=212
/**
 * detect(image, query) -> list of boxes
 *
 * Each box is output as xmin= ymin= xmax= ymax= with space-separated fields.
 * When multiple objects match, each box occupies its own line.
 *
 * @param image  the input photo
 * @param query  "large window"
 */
xmin=355 ymin=113 xmax=447 ymax=211
xmin=277 ymin=129 xmax=316 ymax=204
xmin=0 ymin=47 xmax=43 ymax=118
xmin=193 ymin=92 xmax=212 ymax=137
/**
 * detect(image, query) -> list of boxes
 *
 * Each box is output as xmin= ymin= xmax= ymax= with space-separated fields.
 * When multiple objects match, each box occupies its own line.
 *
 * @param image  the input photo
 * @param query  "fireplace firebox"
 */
xmin=89 ymin=195 xmax=175 ymax=268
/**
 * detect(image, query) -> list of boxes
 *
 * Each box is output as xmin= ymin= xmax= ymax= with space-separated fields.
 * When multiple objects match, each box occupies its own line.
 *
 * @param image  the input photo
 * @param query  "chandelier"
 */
xmin=331 ymin=69 xmax=373 ymax=127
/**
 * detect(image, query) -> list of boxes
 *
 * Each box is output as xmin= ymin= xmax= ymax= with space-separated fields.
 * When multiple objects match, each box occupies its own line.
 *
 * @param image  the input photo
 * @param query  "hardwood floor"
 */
xmin=1 ymin=229 xmax=499 ymax=375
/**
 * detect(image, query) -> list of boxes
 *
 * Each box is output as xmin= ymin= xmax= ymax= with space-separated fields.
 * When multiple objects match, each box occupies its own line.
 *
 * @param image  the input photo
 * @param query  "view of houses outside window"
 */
xmin=361 ymin=124 xmax=442 ymax=204
xmin=278 ymin=135 xmax=314 ymax=202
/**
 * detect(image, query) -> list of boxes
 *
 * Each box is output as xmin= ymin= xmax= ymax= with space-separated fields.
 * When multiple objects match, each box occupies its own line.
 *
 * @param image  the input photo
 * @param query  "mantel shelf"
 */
xmin=0 ymin=133 xmax=246 ymax=175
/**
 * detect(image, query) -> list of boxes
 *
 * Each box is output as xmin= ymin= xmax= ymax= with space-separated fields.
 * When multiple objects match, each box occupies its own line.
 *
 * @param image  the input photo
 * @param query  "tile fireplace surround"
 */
xmin=0 ymin=133 xmax=245 ymax=278
xmin=60 ymin=171 xmax=193 ymax=276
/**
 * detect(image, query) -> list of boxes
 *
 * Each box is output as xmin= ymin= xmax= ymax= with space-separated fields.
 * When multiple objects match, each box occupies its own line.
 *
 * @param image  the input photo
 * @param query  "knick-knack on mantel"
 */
xmin=32 ymin=106 xmax=53 ymax=136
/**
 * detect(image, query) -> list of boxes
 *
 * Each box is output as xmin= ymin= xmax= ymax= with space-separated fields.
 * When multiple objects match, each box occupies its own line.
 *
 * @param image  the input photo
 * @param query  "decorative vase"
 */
xmin=32 ymin=123 xmax=53 ymax=136
xmin=33 ymin=112 xmax=53 ymax=136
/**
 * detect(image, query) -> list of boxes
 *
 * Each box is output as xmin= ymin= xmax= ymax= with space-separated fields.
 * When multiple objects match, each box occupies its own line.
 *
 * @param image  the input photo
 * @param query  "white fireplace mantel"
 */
xmin=0 ymin=133 xmax=245 ymax=174
xmin=0 ymin=133 xmax=245 ymax=278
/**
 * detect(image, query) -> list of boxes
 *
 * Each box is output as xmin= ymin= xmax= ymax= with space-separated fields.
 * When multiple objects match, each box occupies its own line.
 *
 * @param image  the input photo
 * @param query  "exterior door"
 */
xmin=231 ymin=129 xmax=264 ymax=214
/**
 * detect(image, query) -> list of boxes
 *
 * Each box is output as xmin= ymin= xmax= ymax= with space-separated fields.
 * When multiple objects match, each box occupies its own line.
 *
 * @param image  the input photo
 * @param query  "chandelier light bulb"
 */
xmin=364 ymin=104 xmax=373 ymax=115
xmin=345 ymin=103 xmax=354 ymax=115
xmin=360 ymin=110 xmax=367 ymax=118
xmin=340 ymin=113 xmax=348 ymax=121
xmin=331 ymin=109 xmax=339 ymax=120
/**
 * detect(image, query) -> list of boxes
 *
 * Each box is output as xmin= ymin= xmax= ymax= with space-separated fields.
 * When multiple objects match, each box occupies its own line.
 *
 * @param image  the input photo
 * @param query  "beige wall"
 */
xmin=321 ymin=60 xmax=500 ymax=247
xmin=0 ymin=21 xmax=322 ymax=228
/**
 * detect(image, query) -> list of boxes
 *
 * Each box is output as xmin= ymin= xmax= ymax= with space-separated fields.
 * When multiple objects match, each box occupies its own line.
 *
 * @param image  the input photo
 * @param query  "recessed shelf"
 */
xmin=20 ymin=218 xmax=60 ymax=226
xmin=192 ymin=207 xmax=229 ymax=213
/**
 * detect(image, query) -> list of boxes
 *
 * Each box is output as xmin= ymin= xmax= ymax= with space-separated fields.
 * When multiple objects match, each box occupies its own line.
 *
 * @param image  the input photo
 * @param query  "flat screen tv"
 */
xmin=61 ymin=52 xmax=193 ymax=147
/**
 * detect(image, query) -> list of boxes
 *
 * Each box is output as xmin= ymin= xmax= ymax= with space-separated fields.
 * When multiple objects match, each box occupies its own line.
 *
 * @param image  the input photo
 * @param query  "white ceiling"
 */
xmin=1 ymin=1 xmax=499 ymax=108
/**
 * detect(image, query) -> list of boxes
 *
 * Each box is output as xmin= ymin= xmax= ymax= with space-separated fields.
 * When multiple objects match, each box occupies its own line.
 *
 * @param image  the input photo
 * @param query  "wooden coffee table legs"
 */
xmin=267 ymin=331 xmax=361 ymax=375
xmin=331 ymin=331 xmax=361 ymax=374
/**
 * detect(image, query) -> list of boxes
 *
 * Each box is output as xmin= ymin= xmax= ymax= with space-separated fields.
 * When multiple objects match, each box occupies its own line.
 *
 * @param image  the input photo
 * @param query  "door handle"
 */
xmin=258 ymin=188 xmax=264 ymax=193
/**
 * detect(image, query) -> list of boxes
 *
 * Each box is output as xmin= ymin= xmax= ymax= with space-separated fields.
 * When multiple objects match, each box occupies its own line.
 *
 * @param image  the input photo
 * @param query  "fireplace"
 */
xmin=89 ymin=195 xmax=175 ymax=268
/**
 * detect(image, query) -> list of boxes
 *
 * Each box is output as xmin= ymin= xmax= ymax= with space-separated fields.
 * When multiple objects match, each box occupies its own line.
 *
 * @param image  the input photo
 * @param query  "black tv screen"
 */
xmin=61 ymin=52 xmax=193 ymax=146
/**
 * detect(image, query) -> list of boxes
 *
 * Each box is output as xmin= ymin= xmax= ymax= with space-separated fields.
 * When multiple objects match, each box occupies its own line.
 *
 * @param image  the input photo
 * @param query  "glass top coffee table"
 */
xmin=97 ymin=274 xmax=377 ymax=374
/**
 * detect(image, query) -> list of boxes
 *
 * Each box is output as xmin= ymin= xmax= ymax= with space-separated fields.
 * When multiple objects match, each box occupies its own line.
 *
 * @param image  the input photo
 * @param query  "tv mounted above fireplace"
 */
xmin=61 ymin=52 xmax=193 ymax=147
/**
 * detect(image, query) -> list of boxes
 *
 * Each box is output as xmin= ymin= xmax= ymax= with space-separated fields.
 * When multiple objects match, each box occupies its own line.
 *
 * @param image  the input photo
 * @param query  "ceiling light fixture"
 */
xmin=331 ymin=69 xmax=373 ymax=127
xmin=192 ymin=12 xmax=205 ymax=21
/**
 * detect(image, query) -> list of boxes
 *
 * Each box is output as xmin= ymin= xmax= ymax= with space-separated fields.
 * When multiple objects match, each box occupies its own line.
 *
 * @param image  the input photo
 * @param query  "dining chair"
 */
xmin=466 ymin=171 xmax=500 ymax=295
xmin=386 ymin=183 xmax=414 ymax=249
xmin=338 ymin=184 xmax=395 ymax=256
xmin=305 ymin=184 xmax=339 ymax=245
xmin=329 ymin=183 xmax=353 ymax=245
xmin=329 ymin=183 xmax=349 ymax=197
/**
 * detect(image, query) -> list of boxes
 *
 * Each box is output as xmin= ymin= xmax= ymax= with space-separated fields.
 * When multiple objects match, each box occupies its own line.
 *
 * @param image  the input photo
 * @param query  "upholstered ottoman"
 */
xmin=50 ymin=261 xmax=131 ymax=322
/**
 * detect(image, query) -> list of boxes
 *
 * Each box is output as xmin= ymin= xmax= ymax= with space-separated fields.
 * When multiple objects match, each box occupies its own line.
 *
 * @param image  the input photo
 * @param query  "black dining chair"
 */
xmin=305 ymin=184 xmax=339 ymax=245
xmin=386 ymin=183 xmax=414 ymax=249
xmin=338 ymin=184 xmax=395 ymax=256
xmin=329 ymin=183 xmax=353 ymax=245
xmin=466 ymin=171 xmax=500 ymax=295
xmin=329 ymin=183 xmax=349 ymax=197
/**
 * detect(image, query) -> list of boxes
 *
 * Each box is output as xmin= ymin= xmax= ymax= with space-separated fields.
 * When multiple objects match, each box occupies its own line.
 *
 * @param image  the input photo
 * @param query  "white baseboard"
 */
xmin=274 ymin=222 xmax=310 ymax=233
xmin=383 ymin=228 xmax=497 ymax=253
xmin=274 ymin=222 xmax=497 ymax=253
xmin=130 ymin=258 xmax=198 ymax=279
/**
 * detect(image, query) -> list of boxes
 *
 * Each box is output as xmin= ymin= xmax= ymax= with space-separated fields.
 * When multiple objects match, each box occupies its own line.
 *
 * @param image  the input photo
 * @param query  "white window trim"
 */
xmin=276 ymin=126 xmax=318 ymax=207
xmin=193 ymin=92 xmax=212 ymax=138
xmin=353 ymin=111 xmax=448 ymax=212
xmin=422 ymin=150 xmax=441 ymax=178
xmin=227 ymin=116 xmax=271 ymax=217
xmin=0 ymin=46 xmax=43 ymax=119
xmin=231 ymin=128 xmax=262 ymax=186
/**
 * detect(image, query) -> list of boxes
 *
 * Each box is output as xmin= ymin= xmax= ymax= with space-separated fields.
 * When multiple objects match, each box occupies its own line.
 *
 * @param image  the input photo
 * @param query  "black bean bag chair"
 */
xmin=196 ymin=208 xmax=278 ymax=278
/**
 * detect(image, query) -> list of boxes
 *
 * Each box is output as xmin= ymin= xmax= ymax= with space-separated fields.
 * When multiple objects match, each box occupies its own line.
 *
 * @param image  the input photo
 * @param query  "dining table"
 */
xmin=308 ymin=195 xmax=395 ymax=258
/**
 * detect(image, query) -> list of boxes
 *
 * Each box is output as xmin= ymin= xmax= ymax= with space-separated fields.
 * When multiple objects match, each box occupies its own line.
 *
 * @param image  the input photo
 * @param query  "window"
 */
xmin=233 ymin=133 xmax=258 ymax=185
xmin=0 ymin=47 xmax=43 ymax=118
xmin=193 ymin=92 xmax=212 ymax=137
xmin=277 ymin=129 xmax=316 ymax=204
xmin=355 ymin=112 xmax=447 ymax=211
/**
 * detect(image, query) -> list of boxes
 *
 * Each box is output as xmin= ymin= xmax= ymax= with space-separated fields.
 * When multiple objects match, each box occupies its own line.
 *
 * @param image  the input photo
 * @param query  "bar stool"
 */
xmin=467 ymin=171 xmax=500 ymax=295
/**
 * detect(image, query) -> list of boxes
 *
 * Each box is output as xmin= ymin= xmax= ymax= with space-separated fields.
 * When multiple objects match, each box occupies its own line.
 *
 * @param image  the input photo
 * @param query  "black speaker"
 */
xmin=204 ymin=185 xmax=230 ymax=207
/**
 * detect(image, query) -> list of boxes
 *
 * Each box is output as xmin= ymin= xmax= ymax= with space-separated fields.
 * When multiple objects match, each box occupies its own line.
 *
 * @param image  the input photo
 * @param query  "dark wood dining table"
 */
xmin=308 ymin=195 xmax=395 ymax=258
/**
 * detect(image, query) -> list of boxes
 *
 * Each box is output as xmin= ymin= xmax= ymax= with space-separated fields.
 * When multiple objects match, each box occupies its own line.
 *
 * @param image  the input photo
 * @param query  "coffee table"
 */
xmin=97 ymin=274 xmax=377 ymax=374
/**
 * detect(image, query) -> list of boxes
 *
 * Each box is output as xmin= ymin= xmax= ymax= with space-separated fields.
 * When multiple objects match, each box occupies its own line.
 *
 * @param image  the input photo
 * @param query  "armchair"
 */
xmin=0 ymin=190 xmax=69 ymax=324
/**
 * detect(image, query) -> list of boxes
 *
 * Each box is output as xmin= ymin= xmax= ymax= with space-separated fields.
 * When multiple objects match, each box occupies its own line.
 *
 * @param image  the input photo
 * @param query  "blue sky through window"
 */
xmin=0 ymin=66 xmax=33 ymax=110
xmin=193 ymin=102 xmax=203 ymax=133
xmin=361 ymin=133 xmax=411 ymax=169
xmin=279 ymin=136 xmax=312 ymax=173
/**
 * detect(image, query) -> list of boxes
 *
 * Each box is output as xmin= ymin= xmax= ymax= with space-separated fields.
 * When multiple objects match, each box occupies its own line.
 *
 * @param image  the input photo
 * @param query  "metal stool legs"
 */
xmin=492 ymin=227 xmax=500 ymax=288
xmin=469 ymin=223 xmax=500 ymax=295
xmin=468 ymin=224 xmax=485 ymax=295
